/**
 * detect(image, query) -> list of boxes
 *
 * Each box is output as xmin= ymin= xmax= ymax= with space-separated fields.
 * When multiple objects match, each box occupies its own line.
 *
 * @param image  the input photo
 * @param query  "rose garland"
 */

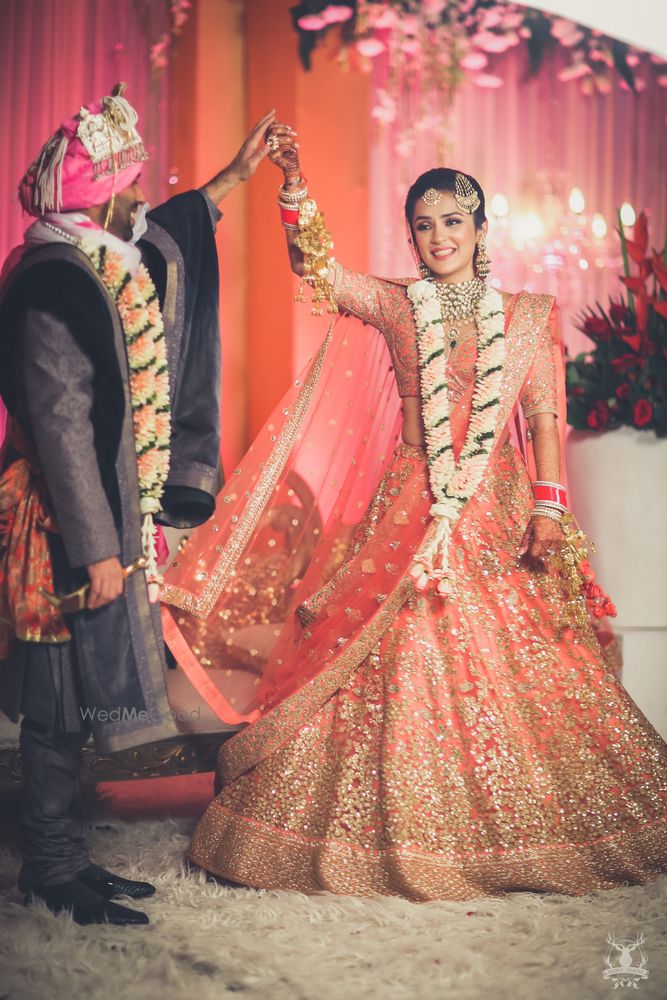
xmin=407 ymin=279 xmax=505 ymax=596
xmin=79 ymin=238 xmax=171 ymax=594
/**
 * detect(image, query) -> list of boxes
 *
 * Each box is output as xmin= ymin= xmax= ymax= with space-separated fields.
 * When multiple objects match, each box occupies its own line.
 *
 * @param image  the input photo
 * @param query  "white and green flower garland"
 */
xmin=80 ymin=237 xmax=171 ymax=594
xmin=407 ymin=279 xmax=505 ymax=596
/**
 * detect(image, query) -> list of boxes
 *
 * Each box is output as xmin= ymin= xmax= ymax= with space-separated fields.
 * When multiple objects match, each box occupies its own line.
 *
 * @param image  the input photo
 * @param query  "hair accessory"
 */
xmin=454 ymin=173 xmax=480 ymax=215
xmin=422 ymin=188 xmax=443 ymax=207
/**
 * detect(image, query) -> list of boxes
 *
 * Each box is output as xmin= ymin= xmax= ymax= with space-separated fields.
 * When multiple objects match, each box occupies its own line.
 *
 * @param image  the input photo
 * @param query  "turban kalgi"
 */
xmin=18 ymin=82 xmax=148 ymax=217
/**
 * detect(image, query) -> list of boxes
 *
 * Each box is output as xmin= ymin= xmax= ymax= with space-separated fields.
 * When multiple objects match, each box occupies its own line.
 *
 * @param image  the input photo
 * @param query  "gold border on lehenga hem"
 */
xmin=189 ymin=801 xmax=667 ymax=902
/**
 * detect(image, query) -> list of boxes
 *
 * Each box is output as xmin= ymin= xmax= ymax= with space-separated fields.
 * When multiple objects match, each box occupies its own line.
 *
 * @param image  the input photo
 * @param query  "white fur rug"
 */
xmin=0 ymin=811 xmax=665 ymax=1000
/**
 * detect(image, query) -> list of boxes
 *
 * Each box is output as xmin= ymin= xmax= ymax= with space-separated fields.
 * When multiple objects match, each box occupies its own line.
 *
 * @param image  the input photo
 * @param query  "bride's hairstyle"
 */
xmin=404 ymin=169 xmax=487 ymax=232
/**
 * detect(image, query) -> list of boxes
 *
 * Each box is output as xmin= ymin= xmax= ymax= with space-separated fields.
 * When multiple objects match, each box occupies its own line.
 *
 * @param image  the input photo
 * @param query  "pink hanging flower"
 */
xmin=501 ymin=12 xmax=524 ymax=30
xmin=473 ymin=73 xmax=504 ymax=89
xmin=321 ymin=5 xmax=353 ymax=25
xmin=473 ymin=31 xmax=516 ymax=54
xmin=421 ymin=0 xmax=446 ymax=17
xmin=461 ymin=51 xmax=488 ymax=71
xmin=150 ymin=35 xmax=169 ymax=70
xmin=356 ymin=37 xmax=385 ymax=58
xmin=370 ymin=89 xmax=396 ymax=124
xmin=374 ymin=8 xmax=399 ymax=29
xmin=481 ymin=10 xmax=502 ymax=29
xmin=551 ymin=18 xmax=579 ymax=42
xmin=558 ymin=61 xmax=591 ymax=82
xmin=401 ymin=15 xmax=420 ymax=35
xmin=400 ymin=38 xmax=421 ymax=56
xmin=297 ymin=15 xmax=327 ymax=31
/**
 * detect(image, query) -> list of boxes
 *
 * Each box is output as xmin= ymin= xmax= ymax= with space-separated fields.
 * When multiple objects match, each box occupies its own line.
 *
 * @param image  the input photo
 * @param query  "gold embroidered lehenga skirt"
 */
xmin=187 ymin=441 xmax=667 ymax=901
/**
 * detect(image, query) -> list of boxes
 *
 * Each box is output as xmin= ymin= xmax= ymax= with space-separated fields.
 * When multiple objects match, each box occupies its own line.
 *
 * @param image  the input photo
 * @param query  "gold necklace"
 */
xmin=432 ymin=277 xmax=485 ymax=322
xmin=433 ymin=278 xmax=485 ymax=350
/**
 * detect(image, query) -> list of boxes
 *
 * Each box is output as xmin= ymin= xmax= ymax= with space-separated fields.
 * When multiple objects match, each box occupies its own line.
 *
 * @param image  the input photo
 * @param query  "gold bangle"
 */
xmin=279 ymin=183 xmax=309 ymax=204
xmin=531 ymin=507 xmax=563 ymax=522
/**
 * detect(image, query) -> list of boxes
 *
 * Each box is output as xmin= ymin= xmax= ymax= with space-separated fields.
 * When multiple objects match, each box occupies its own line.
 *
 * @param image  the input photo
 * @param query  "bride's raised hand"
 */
xmin=265 ymin=123 xmax=302 ymax=182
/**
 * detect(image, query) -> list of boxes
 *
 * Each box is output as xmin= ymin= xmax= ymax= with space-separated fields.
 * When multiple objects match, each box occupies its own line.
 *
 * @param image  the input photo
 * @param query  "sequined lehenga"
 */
xmin=161 ymin=275 xmax=667 ymax=902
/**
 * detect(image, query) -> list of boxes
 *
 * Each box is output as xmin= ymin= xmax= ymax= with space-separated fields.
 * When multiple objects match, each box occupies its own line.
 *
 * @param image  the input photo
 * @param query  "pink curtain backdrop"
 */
xmin=0 ymin=0 xmax=170 ymax=265
xmin=369 ymin=46 xmax=667 ymax=351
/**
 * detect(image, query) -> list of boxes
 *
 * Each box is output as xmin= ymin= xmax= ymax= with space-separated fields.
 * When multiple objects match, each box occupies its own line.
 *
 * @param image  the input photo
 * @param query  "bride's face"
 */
xmin=411 ymin=190 xmax=485 ymax=283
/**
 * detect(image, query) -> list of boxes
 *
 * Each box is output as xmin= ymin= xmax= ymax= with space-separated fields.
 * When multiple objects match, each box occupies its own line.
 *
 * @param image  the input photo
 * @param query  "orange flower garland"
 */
xmin=79 ymin=238 xmax=171 ymax=590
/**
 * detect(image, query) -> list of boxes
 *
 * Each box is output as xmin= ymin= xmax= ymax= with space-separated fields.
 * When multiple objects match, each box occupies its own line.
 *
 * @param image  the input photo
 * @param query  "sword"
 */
xmin=39 ymin=557 xmax=148 ymax=614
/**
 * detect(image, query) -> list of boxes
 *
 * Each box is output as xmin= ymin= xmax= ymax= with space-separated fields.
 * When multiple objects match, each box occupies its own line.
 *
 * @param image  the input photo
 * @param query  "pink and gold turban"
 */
xmin=18 ymin=83 xmax=148 ymax=217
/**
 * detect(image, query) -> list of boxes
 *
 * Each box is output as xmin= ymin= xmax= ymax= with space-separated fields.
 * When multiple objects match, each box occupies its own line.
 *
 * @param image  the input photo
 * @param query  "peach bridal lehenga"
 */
xmin=161 ymin=268 xmax=667 ymax=902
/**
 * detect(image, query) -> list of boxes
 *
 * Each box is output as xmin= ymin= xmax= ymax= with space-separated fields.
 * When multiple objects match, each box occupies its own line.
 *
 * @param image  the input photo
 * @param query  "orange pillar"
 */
xmin=169 ymin=0 xmax=247 ymax=471
xmin=171 ymin=0 xmax=371 ymax=450
xmin=245 ymin=0 xmax=298 ymax=439
xmin=245 ymin=0 xmax=371 ymax=435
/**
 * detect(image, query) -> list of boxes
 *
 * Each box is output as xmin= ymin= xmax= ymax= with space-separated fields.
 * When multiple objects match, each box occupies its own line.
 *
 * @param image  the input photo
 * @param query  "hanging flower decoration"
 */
xmin=290 ymin=1 xmax=663 ymax=99
xmin=135 ymin=0 xmax=192 ymax=74
xmin=566 ymin=211 xmax=667 ymax=437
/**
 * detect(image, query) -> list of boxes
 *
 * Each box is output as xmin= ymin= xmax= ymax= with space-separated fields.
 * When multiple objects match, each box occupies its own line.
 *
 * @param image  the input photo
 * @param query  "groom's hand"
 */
xmin=86 ymin=556 xmax=124 ymax=610
xmin=200 ymin=110 xmax=277 ymax=204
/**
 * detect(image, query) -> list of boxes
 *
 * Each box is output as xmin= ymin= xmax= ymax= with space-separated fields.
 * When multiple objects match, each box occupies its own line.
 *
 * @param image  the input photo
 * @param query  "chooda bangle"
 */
xmin=279 ymin=205 xmax=299 ymax=227
xmin=534 ymin=482 xmax=568 ymax=507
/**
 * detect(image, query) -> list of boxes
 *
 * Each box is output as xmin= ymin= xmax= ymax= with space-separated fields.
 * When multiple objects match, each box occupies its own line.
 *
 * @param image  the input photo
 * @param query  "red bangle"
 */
xmin=533 ymin=484 xmax=568 ymax=506
xmin=279 ymin=205 xmax=299 ymax=226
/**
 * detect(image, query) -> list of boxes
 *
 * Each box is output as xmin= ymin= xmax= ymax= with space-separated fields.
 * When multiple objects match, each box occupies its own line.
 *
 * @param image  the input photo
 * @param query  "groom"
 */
xmin=0 ymin=85 xmax=274 ymax=925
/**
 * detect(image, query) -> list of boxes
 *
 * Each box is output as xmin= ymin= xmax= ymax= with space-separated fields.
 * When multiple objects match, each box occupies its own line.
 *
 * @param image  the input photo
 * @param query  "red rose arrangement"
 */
xmin=566 ymin=211 xmax=667 ymax=437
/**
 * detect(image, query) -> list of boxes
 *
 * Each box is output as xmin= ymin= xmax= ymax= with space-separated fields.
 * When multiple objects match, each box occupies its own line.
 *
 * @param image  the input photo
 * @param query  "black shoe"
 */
xmin=25 ymin=880 xmax=149 ymax=926
xmin=76 ymin=862 xmax=156 ymax=900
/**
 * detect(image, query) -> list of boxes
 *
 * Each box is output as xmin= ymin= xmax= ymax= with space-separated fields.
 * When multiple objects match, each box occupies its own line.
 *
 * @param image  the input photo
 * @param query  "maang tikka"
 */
xmin=454 ymin=172 xmax=480 ymax=215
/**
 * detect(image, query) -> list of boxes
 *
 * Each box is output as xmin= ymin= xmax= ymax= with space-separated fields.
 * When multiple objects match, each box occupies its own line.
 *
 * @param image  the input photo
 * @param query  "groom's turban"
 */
xmin=18 ymin=83 xmax=148 ymax=217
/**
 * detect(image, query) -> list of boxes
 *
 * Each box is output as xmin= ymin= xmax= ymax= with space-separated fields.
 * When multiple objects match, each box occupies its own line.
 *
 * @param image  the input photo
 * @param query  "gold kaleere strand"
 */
xmin=295 ymin=198 xmax=337 ymax=315
xmin=454 ymin=173 xmax=480 ymax=215
xmin=549 ymin=513 xmax=592 ymax=634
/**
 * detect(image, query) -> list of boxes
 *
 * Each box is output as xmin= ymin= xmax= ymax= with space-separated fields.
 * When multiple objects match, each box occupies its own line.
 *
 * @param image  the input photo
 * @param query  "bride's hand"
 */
xmin=519 ymin=515 xmax=563 ymax=569
xmin=265 ymin=123 xmax=302 ymax=182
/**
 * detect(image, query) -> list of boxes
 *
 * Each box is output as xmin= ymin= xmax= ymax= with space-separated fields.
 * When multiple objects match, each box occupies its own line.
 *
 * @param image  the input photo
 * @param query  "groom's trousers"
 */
xmin=17 ymin=639 xmax=91 ymax=893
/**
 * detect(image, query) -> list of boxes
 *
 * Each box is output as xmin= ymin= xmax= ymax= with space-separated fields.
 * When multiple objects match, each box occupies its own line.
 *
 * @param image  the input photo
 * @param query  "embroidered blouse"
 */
xmin=332 ymin=263 xmax=558 ymax=418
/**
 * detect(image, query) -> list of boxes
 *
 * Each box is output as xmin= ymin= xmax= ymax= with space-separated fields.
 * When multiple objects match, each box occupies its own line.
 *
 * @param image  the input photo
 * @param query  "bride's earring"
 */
xmin=475 ymin=234 xmax=491 ymax=280
xmin=407 ymin=237 xmax=431 ymax=279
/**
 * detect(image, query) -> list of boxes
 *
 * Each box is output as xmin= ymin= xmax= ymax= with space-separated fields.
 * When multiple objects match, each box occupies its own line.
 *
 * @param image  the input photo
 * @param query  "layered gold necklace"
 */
xmin=432 ymin=277 xmax=485 ymax=349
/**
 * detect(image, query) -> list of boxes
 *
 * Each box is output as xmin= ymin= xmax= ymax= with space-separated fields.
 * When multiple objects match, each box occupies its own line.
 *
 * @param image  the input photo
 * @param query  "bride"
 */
xmin=160 ymin=127 xmax=667 ymax=901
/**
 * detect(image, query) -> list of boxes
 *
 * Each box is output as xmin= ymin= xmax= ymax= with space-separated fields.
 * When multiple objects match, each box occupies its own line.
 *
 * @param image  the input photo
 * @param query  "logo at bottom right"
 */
xmin=603 ymin=932 xmax=649 ymax=989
